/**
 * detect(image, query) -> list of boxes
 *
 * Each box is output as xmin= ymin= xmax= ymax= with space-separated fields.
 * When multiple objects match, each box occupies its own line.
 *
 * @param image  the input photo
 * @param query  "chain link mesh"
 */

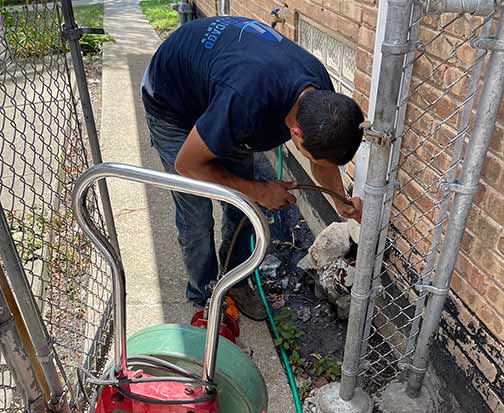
xmin=358 ymin=5 xmax=498 ymax=395
xmin=0 ymin=2 xmax=113 ymax=410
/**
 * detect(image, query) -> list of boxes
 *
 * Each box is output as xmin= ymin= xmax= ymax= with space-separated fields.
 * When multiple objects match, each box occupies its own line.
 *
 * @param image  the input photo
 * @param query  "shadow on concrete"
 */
xmin=126 ymin=52 xmax=190 ymax=323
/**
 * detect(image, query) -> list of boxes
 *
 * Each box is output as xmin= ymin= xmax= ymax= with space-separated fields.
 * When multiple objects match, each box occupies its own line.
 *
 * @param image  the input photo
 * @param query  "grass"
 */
xmin=139 ymin=0 xmax=179 ymax=39
xmin=0 ymin=3 xmax=113 ymax=57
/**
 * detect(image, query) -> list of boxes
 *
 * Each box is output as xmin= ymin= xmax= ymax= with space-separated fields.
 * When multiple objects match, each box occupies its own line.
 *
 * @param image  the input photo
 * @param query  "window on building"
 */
xmin=297 ymin=17 xmax=358 ymax=192
xmin=219 ymin=0 xmax=231 ymax=15
xmin=298 ymin=18 xmax=356 ymax=98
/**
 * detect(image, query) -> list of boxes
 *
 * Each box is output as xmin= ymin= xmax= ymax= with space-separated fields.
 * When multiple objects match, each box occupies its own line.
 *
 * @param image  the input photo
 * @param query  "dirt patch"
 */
xmin=255 ymin=154 xmax=348 ymax=397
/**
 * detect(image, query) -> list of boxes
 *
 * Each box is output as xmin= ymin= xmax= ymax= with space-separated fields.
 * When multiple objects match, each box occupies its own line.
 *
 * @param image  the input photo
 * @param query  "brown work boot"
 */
xmin=228 ymin=285 xmax=267 ymax=321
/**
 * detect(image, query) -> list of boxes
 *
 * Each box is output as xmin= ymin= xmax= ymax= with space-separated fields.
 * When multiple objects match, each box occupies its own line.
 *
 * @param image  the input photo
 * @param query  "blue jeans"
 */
xmin=145 ymin=112 xmax=254 ymax=306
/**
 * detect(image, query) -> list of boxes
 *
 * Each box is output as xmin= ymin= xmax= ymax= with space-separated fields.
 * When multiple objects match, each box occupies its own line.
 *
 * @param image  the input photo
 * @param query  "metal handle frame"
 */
xmin=71 ymin=163 xmax=270 ymax=386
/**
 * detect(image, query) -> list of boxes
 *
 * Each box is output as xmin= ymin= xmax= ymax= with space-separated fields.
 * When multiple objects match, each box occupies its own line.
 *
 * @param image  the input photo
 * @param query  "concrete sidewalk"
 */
xmin=99 ymin=1 xmax=294 ymax=411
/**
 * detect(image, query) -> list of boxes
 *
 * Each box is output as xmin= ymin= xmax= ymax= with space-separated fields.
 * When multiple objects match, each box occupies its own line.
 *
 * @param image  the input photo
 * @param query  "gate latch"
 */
xmin=61 ymin=25 xmax=105 ymax=41
xmin=360 ymin=121 xmax=392 ymax=146
xmin=439 ymin=181 xmax=479 ymax=195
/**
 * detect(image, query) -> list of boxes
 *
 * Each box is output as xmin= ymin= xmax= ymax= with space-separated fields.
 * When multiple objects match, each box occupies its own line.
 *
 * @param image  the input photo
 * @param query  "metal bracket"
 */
xmin=360 ymin=121 xmax=393 ymax=146
xmin=381 ymin=41 xmax=412 ymax=56
xmin=364 ymin=180 xmax=400 ymax=197
xmin=351 ymin=289 xmax=370 ymax=301
xmin=417 ymin=284 xmax=450 ymax=296
xmin=61 ymin=25 xmax=105 ymax=41
xmin=471 ymin=37 xmax=504 ymax=51
xmin=439 ymin=181 xmax=479 ymax=195
xmin=398 ymin=362 xmax=428 ymax=374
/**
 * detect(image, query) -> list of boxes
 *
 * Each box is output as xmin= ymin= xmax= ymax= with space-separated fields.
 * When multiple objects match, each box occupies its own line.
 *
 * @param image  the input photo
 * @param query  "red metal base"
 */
xmin=190 ymin=310 xmax=240 ymax=343
xmin=95 ymin=370 xmax=219 ymax=413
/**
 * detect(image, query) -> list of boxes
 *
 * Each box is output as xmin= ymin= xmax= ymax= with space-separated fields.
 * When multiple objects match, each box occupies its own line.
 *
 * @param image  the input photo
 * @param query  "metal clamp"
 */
xmin=381 ymin=41 xmax=412 ymax=55
xmin=361 ymin=121 xmax=393 ymax=146
xmin=364 ymin=180 xmax=400 ymax=197
xmin=417 ymin=284 xmax=450 ymax=297
xmin=351 ymin=289 xmax=370 ymax=301
xmin=471 ymin=37 xmax=504 ymax=51
xmin=341 ymin=366 xmax=360 ymax=378
xmin=439 ymin=181 xmax=479 ymax=195
xmin=398 ymin=362 xmax=428 ymax=374
xmin=61 ymin=25 xmax=105 ymax=41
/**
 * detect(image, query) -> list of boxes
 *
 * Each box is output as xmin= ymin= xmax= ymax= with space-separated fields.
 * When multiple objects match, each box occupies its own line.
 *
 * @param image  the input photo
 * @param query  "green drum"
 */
xmin=126 ymin=324 xmax=268 ymax=413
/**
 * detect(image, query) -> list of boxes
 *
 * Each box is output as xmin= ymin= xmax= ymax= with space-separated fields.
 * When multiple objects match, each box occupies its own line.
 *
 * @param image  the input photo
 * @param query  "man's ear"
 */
xmin=290 ymin=126 xmax=304 ymax=147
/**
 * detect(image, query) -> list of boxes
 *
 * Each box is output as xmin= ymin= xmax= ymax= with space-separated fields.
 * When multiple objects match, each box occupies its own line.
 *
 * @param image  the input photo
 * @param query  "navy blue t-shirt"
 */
xmin=142 ymin=16 xmax=334 ymax=157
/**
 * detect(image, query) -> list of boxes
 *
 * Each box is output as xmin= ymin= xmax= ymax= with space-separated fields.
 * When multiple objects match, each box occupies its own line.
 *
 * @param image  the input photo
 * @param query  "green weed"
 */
xmin=139 ymin=0 xmax=178 ymax=38
xmin=0 ymin=3 xmax=113 ymax=57
xmin=311 ymin=353 xmax=342 ymax=381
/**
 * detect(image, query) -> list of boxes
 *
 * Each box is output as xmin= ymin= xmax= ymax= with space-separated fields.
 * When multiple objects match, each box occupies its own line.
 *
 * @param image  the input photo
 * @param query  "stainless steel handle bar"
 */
xmin=71 ymin=162 xmax=270 ymax=384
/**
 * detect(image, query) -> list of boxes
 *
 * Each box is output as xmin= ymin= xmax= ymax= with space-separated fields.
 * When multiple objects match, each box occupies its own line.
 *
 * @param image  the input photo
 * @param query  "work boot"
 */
xmin=228 ymin=285 xmax=267 ymax=321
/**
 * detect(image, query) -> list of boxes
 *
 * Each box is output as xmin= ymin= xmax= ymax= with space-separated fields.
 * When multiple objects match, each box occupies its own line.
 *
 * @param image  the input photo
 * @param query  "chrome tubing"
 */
xmin=71 ymin=163 xmax=270 ymax=382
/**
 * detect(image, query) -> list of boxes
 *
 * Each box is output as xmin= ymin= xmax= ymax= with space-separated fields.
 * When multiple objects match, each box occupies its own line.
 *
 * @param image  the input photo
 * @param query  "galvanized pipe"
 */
xmin=403 ymin=12 xmax=494 ymax=368
xmin=0 ymin=266 xmax=45 ymax=411
xmin=339 ymin=0 xmax=413 ymax=401
xmin=71 ymin=163 xmax=269 ymax=382
xmin=0 ymin=206 xmax=69 ymax=412
xmin=359 ymin=2 xmax=422 ymax=366
xmin=406 ymin=8 xmax=504 ymax=397
xmin=60 ymin=0 xmax=121 ymax=256
xmin=420 ymin=0 xmax=496 ymax=15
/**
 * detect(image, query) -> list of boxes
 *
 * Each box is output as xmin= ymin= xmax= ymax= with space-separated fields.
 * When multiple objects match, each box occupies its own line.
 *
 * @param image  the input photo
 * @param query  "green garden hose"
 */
xmin=251 ymin=145 xmax=303 ymax=413
xmin=225 ymin=147 xmax=351 ymax=412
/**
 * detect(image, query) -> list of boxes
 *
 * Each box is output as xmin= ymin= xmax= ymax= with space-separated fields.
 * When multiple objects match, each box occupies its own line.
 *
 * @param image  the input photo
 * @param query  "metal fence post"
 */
xmin=339 ymin=0 xmax=413 ymax=402
xmin=0 ymin=266 xmax=45 ymax=411
xmin=0 ymin=205 xmax=70 ymax=413
xmin=60 ymin=0 xmax=121 ymax=256
xmin=406 ymin=6 xmax=504 ymax=397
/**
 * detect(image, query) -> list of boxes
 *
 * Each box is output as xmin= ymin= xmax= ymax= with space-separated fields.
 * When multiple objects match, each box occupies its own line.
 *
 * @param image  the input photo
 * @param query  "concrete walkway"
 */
xmin=99 ymin=1 xmax=294 ymax=411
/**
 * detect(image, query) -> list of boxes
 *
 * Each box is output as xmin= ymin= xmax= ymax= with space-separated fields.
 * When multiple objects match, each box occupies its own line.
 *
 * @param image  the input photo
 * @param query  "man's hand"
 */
xmin=339 ymin=197 xmax=362 ymax=223
xmin=252 ymin=181 xmax=297 ymax=210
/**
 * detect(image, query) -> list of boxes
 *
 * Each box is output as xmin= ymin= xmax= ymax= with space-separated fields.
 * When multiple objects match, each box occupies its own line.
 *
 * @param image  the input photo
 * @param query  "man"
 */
xmin=142 ymin=16 xmax=364 ymax=321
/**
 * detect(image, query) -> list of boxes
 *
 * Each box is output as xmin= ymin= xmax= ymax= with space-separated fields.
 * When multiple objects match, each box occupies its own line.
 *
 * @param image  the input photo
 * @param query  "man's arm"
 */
xmin=175 ymin=126 xmax=296 ymax=210
xmin=310 ymin=161 xmax=362 ymax=223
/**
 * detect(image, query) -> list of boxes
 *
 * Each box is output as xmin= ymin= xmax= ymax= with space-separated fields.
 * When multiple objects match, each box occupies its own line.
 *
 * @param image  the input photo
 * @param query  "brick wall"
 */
xmin=189 ymin=1 xmax=504 ymax=410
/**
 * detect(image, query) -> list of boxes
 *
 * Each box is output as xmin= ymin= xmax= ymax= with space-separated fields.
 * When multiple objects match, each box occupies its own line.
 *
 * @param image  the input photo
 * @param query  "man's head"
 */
xmin=290 ymin=90 xmax=364 ymax=166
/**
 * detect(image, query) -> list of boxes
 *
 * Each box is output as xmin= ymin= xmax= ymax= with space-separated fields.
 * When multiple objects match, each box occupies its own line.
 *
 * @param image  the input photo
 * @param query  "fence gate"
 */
xmin=0 ymin=0 xmax=115 ymax=410
xmin=340 ymin=0 xmax=504 ymax=408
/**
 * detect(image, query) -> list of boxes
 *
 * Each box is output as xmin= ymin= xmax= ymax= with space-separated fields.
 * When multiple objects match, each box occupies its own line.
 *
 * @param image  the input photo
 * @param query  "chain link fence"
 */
xmin=357 ymin=4 xmax=498 ymax=395
xmin=0 ymin=1 xmax=113 ymax=410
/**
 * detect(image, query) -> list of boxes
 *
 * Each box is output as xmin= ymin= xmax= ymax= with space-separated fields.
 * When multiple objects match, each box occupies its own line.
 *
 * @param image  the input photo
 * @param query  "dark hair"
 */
xmin=297 ymin=91 xmax=364 ymax=165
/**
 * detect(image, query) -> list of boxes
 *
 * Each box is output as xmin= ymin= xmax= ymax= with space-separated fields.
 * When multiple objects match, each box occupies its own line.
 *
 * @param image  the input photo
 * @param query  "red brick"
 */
xmin=460 ymin=231 xmax=474 ymax=254
xmin=323 ymin=0 xmax=362 ymax=23
xmin=443 ymin=66 xmax=470 ymax=99
xmin=480 ymin=185 xmax=504 ymax=226
xmin=353 ymin=90 xmax=369 ymax=113
xmin=499 ymin=236 xmax=504 ymax=257
xmin=355 ymin=48 xmax=374 ymax=75
xmin=354 ymin=69 xmax=371 ymax=94
xmin=361 ymin=6 xmax=377 ymax=28
xmin=482 ymin=153 xmax=503 ymax=191
xmin=357 ymin=24 xmax=375 ymax=51
xmin=489 ymin=124 xmax=503 ymax=158
xmin=467 ymin=209 xmax=501 ymax=247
